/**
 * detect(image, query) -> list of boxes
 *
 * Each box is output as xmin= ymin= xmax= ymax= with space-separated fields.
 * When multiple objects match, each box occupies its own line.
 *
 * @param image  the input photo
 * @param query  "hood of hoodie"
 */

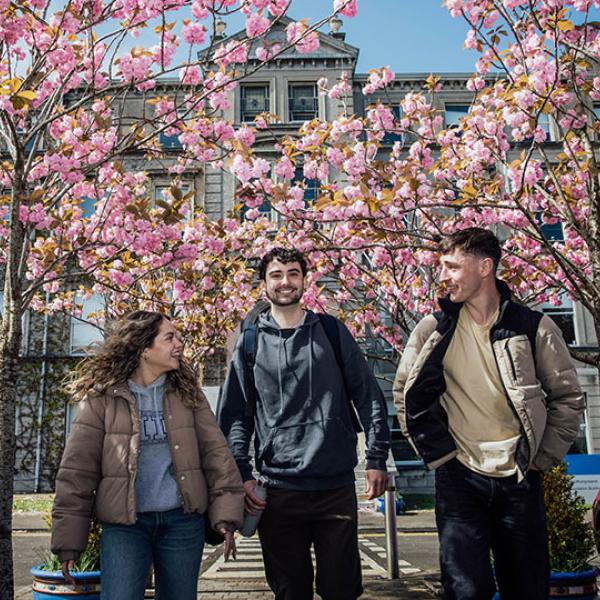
xmin=256 ymin=310 xmax=321 ymax=416
xmin=128 ymin=373 xmax=167 ymax=427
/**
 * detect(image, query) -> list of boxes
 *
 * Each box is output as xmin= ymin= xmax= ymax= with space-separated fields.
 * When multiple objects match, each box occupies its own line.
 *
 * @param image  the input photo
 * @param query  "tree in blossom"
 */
xmin=0 ymin=0 xmax=355 ymax=593
xmin=241 ymin=0 xmax=599 ymax=378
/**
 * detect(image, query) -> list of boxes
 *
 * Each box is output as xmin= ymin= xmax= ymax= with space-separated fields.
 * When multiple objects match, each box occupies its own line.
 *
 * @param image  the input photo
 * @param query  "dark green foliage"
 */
xmin=543 ymin=462 xmax=596 ymax=572
xmin=40 ymin=514 xmax=101 ymax=572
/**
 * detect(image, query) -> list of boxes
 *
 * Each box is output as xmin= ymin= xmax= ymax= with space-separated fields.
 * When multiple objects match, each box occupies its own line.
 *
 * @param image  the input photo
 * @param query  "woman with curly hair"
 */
xmin=51 ymin=310 xmax=244 ymax=600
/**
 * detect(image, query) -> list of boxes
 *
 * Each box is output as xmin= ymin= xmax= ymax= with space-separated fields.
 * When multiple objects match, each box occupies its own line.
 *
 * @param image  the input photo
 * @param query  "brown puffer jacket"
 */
xmin=51 ymin=384 xmax=244 ymax=562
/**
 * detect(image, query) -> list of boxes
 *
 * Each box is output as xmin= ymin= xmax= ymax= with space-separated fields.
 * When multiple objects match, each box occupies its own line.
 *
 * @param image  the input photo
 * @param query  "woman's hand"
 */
xmin=61 ymin=560 xmax=75 ymax=586
xmin=219 ymin=527 xmax=237 ymax=561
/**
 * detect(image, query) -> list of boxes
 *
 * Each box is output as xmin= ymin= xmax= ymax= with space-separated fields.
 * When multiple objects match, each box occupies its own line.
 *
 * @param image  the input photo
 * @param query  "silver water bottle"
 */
xmin=240 ymin=477 xmax=268 ymax=537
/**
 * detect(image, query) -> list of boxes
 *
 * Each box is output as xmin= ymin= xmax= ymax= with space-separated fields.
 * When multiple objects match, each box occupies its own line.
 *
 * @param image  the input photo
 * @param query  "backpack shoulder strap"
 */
xmin=242 ymin=324 xmax=258 ymax=417
xmin=317 ymin=313 xmax=362 ymax=433
xmin=317 ymin=313 xmax=342 ymax=367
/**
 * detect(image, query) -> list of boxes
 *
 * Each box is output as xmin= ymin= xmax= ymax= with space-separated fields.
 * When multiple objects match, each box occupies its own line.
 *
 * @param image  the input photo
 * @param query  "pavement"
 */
xmin=13 ymin=507 xmax=442 ymax=599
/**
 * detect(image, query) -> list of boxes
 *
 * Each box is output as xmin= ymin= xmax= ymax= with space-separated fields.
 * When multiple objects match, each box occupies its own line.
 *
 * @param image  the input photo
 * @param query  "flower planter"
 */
xmin=549 ymin=569 xmax=598 ymax=599
xmin=493 ymin=568 xmax=598 ymax=599
xmin=31 ymin=565 xmax=101 ymax=599
xmin=375 ymin=496 xmax=405 ymax=515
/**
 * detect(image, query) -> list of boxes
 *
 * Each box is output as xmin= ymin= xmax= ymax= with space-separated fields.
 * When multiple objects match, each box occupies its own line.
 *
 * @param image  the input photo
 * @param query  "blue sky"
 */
xmin=215 ymin=0 xmax=600 ymax=75
xmin=220 ymin=0 xmax=477 ymax=75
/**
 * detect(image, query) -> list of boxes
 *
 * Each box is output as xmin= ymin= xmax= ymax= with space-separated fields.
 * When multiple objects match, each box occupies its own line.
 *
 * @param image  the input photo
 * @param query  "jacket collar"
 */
xmin=106 ymin=382 xmax=136 ymax=404
xmin=438 ymin=278 xmax=512 ymax=317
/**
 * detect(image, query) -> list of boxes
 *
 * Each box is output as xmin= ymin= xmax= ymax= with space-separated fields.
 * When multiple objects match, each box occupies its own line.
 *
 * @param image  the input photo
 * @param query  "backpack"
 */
xmin=241 ymin=309 xmax=362 ymax=432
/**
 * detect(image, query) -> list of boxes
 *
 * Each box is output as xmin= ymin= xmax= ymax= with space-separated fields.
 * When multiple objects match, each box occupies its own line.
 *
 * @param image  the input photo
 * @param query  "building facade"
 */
xmin=3 ymin=17 xmax=599 ymax=492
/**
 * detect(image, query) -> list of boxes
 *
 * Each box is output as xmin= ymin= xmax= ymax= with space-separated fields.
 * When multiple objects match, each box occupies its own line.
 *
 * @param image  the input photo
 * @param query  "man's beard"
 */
xmin=266 ymin=286 xmax=303 ymax=307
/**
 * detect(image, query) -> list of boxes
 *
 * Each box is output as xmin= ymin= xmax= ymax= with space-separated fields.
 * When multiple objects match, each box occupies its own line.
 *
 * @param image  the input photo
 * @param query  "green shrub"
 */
xmin=543 ymin=462 xmax=596 ymax=572
xmin=39 ymin=514 xmax=101 ymax=573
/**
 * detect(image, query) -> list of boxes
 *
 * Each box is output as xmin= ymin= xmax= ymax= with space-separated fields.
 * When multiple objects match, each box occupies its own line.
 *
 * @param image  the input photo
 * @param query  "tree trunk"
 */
xmin=0 ymin=324 xmax=21 ymax=600
xmin=0 ymin=163 xmax=26 ymax=600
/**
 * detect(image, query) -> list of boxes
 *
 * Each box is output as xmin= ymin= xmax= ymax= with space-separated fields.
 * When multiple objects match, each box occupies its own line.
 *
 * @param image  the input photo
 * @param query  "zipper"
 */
xmin=125 ymin=391 xmax=140 ymax=521
xmin=504 ymin=340 xmax=536 ymax=454
xmin=504 ymin=341 xmax=537 ymax=446
xmin=505 ymin=343 xmax=518 ymax=383
xmin=490 ymin=337 xmax=532 ymax=468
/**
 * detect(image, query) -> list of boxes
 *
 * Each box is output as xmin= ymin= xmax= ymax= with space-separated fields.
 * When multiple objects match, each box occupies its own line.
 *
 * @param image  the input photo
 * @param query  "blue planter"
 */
xmin=493 ymin=568 xmax=598 ymax=599
xmin=376 ymin=497 xmax=405 ymax=515
xmin=31 ymin=565 xmax=101 ymax=599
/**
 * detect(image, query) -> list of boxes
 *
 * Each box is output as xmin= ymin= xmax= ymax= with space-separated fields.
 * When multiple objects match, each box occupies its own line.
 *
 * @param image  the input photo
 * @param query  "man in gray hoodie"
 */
xmin=218 ymin=247 xmax=389 ymax=600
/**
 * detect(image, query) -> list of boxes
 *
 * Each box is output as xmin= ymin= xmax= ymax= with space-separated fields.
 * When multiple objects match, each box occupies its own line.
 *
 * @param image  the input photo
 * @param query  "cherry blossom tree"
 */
xmin=245 ymin=0 xmax=599 ymax=376
xmin=0 ymin=0 xmax=354 ymax=593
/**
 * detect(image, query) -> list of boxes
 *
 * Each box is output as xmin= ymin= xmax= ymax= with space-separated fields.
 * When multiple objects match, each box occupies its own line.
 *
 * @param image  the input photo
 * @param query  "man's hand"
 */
xmin=219 ymin=528 xmax=237 ymax=561
xmin=61 ymin=560 xmax=75 ymax=586
xmin=365 ymin=469 xmax=388 ymax=500
xmin=244 ymin=479 xmax=267 ymax=515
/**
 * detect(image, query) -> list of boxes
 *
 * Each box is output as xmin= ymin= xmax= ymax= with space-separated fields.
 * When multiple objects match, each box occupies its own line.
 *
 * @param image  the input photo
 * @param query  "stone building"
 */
xmin=2 ymin=16 xmax=599 ymax=492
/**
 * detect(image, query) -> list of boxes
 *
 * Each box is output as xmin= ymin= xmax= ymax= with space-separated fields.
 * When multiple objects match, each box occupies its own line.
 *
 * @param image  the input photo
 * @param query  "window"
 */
xmin=444 ymin=104 xmax=470 ymax=128
xmin=154 ymin=182 xmax=192 ymax=203
xmin=539 ymin=294 xmax=576 ymax=345
xmin=536 ymin=215 xmax=575 ymax=343
xmin=536 ymin=209 xmax=564 ymax=241
xmin=153 ymin=182 xmax=193 ymax=216
xmin=292 ymin=167 xmax=320 ymax=203
xmin=593 ymin=105 xmax=600 ymax=141
xmin=540 ymin=220 xmax=563 ymax=241
xmin=240 ymin=199 xmax=273 ymax=221
xmin=18 ymin=114 xmax=40 ymax=153
xmin=382 ymin=105 xmax=403 ymax=145
xmin=70 ymin=293 xmax=105 ymax=355
xmin=240 ymin=85 xmax=270 ymax=122
xmin=288 ymin=84 xmax=318 ymax=122
xmin=537 ymin=112 xmax=552 ymax=140
xmin=160 ymin=109 xmax=186 ymax=149
xmin=569 ymin=402 xmax=589 ymax=455
xmin=160 ymin=131 xmax=182 ymax=149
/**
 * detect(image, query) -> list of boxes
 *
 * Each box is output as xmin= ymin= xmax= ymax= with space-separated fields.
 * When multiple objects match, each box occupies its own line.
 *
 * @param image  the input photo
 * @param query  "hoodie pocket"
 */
xmin=259 ymin=417 xmax=357 ymax=477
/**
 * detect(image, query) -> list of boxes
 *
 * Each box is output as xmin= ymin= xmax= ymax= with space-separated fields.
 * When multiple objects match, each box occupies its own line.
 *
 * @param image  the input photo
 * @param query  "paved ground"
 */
xmin=14 ymin=508 xmax=442 ymax=599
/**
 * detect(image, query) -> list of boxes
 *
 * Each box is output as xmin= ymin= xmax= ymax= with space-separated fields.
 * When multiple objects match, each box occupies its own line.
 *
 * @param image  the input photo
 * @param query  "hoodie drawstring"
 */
xmin=278 ymin=330 xmax=284 ymax=417
xmin=308 ymin=326 xmax=313 ymax=406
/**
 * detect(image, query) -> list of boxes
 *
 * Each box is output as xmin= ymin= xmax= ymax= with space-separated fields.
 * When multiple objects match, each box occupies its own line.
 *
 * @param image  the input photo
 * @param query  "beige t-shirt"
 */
xmin=441 ymin=306 xmax=521 ymax=477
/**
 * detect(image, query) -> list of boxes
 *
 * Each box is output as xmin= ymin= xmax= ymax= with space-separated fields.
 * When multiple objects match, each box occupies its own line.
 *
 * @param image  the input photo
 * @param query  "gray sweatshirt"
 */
xmin=128 ymin=374 xmax=181 ymax=513
xmin=218 ymin=310 xmax=390 ymax=490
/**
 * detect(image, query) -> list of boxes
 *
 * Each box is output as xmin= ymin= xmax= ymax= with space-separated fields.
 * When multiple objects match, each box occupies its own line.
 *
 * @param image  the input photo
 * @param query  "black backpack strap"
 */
xmin=317 ymin=313 xmax=363 ymax=433
xmin=242 ymin=324 xmax=258 ymax=417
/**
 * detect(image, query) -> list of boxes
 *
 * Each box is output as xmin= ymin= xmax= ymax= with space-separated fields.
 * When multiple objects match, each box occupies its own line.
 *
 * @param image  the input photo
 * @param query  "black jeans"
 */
xmin=435 ymin=459 xmax=549 ymax=600
xmin=257 ymin=484 xmax=362 ymax=600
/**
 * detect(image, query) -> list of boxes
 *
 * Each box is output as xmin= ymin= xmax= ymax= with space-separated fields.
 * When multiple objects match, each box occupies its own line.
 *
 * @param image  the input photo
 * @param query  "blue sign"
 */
xmin=564 ymin=454 xmax=600 ymax=503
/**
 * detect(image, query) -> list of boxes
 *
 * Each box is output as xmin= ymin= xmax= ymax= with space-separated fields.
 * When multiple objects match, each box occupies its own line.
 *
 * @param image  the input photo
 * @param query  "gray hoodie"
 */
xmin=218 ymin=310 xmax=389 ymax=490
xmin=128 ymin=374 xmax=181 ymax=512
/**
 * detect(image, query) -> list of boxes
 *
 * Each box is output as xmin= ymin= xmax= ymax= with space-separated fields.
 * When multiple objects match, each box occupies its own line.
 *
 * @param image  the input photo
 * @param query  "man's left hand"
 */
xmin=365 ymin=469 xmax=388 ymax=500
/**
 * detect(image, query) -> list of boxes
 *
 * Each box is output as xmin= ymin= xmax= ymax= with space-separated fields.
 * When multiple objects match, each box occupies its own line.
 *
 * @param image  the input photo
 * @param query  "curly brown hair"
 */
xmin=64 ymin=311 xmax=201 ymax=408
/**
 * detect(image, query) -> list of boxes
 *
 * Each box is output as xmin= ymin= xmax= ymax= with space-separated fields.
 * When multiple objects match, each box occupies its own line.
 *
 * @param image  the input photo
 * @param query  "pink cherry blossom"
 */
xmin=182 ymin=22 xmax=206 ymax=45
xmin=246 ymin=14 xmax=270 ymax=38
xmin=334 ymin=0 xmax=358 ymax=18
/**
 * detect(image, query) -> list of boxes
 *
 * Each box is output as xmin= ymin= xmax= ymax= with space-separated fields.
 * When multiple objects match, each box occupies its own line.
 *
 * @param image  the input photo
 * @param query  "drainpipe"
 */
xmin=33 ymin=293 xmax=50 ymax=492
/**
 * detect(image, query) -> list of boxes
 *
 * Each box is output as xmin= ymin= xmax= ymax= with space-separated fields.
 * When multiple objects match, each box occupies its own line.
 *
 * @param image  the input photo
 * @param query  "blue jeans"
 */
xmin=435 ymin=459 xmax=549 ymax=600
xmin=100 ymin=508 xmax=204 ymax=600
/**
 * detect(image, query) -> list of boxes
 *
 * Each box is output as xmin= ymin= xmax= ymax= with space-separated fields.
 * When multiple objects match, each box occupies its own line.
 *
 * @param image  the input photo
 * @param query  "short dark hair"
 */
xmin=438 ymin=227 xmax=502 ymax=271
xmin=258 ymin=248 xmax=308 ymax=280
